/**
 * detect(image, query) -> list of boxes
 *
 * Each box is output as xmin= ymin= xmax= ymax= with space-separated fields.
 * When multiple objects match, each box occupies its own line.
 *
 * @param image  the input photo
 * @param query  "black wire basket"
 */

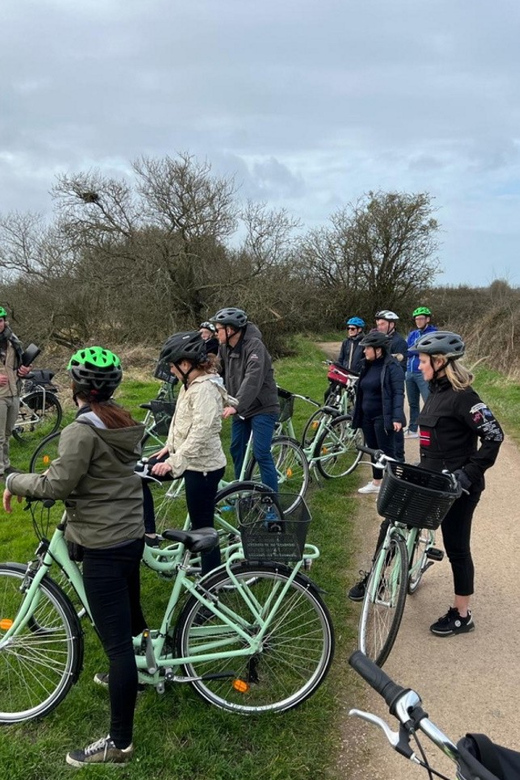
xmin=238 ymin=492 xmax=311 ymax=562
xmin=377 ymin=461 xmax=462 ymax=530
xmin=149 ymin=400 xmax=176 ymax=436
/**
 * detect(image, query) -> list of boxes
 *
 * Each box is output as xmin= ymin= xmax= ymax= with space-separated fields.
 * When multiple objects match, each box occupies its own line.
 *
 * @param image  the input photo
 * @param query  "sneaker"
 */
xmin=358 ymin=482 xmax=380 ymax=495
xmin=404 ymin=430 xmax=419 ymax=439
xmin=94 ymin=672 xmax=146 ymax=692
xmin=66 ymin=735 xmax=133 ymax=767
xmin=430 ymin=607 xmax=475 ymax=637
xmin=348 ymin=571 xmax=370 ymax=601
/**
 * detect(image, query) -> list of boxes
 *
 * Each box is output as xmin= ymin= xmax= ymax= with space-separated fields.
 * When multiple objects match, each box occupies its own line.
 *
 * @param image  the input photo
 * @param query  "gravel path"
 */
xmin=316 ymin=343 xmax=520 ymax=779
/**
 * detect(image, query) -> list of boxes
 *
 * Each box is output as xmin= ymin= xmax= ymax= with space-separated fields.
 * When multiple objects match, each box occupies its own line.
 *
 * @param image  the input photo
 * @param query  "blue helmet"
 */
xmin=346 ymin=316 xmax=365 ymax=328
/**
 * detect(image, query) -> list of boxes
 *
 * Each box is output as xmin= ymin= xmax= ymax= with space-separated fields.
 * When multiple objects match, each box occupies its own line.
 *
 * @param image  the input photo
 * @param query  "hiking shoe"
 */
xmin=348 ymin=571 xmax=370 ymax=602
xmin=94 ymin=672 xmax=146 ymax=692
xmin=404 ymin=430 xmax=419 ymax=439
xmin=66 ymin=735 xmax=133 ymax=767
xmin=430 ymin=607 xmax=475 ymax=637
xmin=358 ymin=482 xmax=380 ymax=495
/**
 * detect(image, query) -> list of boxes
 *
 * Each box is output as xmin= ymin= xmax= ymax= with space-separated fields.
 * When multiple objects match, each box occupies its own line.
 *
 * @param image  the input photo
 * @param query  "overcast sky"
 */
xmin=2 ymin=0 xmax=520 ymax=285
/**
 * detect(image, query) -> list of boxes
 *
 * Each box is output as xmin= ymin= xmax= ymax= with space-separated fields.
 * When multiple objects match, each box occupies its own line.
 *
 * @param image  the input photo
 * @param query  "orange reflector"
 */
xmin=286 ymin=468 xmax=293 ymax=478
xmin=232 ymin=679 xmax=250 ymax=694
xmin=312 ymin=421 xmax=319 ymax=430
xmin=0 ymin=619 xmax=13 ymax=630
xmin=43 ymin=455 xmax=51 ymax=465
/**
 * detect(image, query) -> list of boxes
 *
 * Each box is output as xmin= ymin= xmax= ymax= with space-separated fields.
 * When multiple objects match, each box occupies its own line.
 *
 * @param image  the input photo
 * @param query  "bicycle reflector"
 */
xmin=232 ymin=679 xmax=250 ymax=694
xmin=43 ymin=455 xmax=51 ymax=465
xmin=0 ymin=618 xmax=13 ymax=630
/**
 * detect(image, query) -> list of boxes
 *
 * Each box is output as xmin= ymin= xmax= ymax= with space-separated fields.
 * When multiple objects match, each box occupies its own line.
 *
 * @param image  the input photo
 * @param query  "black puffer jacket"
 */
xmin=352 ymin=354 xmax=405 ymax=432
xmin=418 ymin=377 xmax=503 ymax=492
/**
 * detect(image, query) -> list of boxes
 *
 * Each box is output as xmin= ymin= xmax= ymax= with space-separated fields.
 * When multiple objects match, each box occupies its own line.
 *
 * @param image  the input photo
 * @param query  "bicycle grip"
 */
xmin=349 ymin=651 xmax=405 ymax=709
xmin=356 ymin=444 xmax=380 ymax=457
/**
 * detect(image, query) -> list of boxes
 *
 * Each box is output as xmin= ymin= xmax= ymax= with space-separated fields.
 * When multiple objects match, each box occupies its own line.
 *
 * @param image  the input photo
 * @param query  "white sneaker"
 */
xmin=358 ymin=482 xmax=380 ymax=495
xmin=404 ymin=430 xmax=419 ymax=439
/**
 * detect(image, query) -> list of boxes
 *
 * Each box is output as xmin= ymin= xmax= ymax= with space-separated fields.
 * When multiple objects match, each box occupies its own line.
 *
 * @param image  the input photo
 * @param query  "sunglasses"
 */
xmin=347 ymin=326 xmax=358 ymax=331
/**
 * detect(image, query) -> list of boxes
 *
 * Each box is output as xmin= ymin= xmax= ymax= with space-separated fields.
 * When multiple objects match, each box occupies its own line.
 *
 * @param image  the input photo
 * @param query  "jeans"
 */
xmin=230 ymin=413 xmax=278 ymax=492
xmin=361 ymin=415 xmax=395 ymax=481
xmin=82 ymin=537 xmax=146 ymax=749
xmin=0 ymin=396 xmax=19 ymax=474
xmin=405 ymin=372 xmax=430 ymax=432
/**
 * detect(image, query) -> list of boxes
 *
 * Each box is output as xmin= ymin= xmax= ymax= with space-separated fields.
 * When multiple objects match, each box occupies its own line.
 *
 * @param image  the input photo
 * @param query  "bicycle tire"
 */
xmin=358 ymin=533 xmax=408 ymax=667
xmin=12 ymin=391 xmax=63 ymax=447
xmin=214 ymin=481 xmax=274 ymax=542
xmin=315 ymin=415 xmax=364 ymax=479
xmin=29 ymin=430 xmax=61 ymax=473
xmin=0 ymin=563 xmax=83 ymax=723
xmin=175 ymin=561 xmax=334 ymax=713
xmin=407 ymin=527 xmax=433 ymax=595
xmin=244 ymin=436 xmax=310 ymax=511
xmin=301 ymin=408 xmax=331 ymax=450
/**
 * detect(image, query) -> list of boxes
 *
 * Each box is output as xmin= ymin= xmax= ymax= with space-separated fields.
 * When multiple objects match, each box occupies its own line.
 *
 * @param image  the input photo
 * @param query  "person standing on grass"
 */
xmin=405 ymin=306 xmax=437 ymax=438
xmin=415 ymin=331 xmax=503 ymax=636
xmin=0 ymin=306 xmax=33 ymax=479
xmin=351 ymin=331 xmax=404 ymax=495
xmin=210 ymin=307 xmax=279 ymax=492
xmin=3 ymin=347 xmax=145 ymax=767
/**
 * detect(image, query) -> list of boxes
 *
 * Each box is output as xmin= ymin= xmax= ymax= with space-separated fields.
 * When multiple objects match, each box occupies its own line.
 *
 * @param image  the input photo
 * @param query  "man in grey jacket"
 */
xmin=211 ymin=307 xmax=279 ymax=492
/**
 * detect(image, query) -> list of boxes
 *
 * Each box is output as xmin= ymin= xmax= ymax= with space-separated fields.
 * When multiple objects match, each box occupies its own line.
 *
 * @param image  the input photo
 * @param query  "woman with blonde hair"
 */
xmin=415 ymin=331 xmax=503 ymax=636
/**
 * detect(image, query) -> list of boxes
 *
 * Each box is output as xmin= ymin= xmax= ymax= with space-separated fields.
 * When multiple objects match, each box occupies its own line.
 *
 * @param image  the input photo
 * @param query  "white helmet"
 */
xmin=375 ymin=310 xmax=399 ymax=321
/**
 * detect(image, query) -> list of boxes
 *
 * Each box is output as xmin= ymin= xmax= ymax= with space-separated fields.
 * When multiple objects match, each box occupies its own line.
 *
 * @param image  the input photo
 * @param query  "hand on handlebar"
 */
xmin=3 ymin=488 xmax=22 ymax=514
xmin=453 ymin=468 xmax=472 ymax=494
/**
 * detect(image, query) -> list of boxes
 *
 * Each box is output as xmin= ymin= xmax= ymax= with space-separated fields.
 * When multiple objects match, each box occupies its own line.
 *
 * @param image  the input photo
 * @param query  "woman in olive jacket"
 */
xmin=4 ymin=347 xmax=145 ymax=767
xmin=415 ymin=331 xmax=503 ymax=637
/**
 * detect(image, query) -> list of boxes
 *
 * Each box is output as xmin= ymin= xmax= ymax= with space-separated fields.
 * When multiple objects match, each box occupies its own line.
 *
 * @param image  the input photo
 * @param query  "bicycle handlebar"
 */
xmin=349 ymin=651 xmax=406 ymax=711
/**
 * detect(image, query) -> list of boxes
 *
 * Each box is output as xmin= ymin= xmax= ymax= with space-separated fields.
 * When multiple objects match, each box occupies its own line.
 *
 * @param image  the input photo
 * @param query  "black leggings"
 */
xmin=142 ymin=462 xmax=225 ymax=575
xmin=372 ymin=490 xmax=481 ymax=597
xmin=361 ymin=415 xmax=396 ymax=480
xmin=82 ymin=537 xmax=146 ymax=749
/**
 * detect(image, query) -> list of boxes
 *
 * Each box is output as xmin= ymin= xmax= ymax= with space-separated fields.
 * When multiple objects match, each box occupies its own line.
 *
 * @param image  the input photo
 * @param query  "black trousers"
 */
xmin=361 ymin=415 xmax=395 ymax=480
xmin=142 ymin=463 xmax=225 ymax=575
xmin=82 ymin=537 xmax=146 ymax=749
xmin=372 ymin=490 xmax=481 ymax=597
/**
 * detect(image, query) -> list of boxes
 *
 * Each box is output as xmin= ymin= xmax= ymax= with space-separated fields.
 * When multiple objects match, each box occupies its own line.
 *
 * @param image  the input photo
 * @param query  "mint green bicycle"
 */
xmin=0 ymin=496 xmax=334 ymax=724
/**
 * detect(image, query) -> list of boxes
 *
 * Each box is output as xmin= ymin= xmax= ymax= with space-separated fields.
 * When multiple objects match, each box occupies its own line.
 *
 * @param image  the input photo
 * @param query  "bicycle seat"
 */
xmin=139 ymin=403 xmax=153 ymax=410
xmin=161 ymin=527 xmax=219 ymax=552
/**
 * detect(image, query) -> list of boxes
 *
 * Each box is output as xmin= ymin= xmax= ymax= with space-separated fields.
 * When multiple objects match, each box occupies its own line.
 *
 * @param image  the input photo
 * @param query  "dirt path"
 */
xmin=316 ymin=343 xmax=520 ymax=778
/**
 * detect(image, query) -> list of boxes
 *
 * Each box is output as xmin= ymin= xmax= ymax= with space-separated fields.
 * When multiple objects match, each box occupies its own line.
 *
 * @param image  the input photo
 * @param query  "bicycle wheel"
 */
xmin=315 ymin=415 xmax=364 ymax=479
xmin=301 ymin=408 xmax=331 ymax=450
xmin=0 ymin=563 xmax=83 ymax=723
xmin=29 ymin=430 xmax=61 ymax=473
xmin=358 ymin=533 xmax=408 ymax=667
xmin=12 ymin=392 xmax=63 ymax=448
xmin=152 ymin=478 xmax=186 ymax=533
xmin=244 ymin=437 xmax=309 ymax=511
xmin=408 ymin=527 xmax=434 ymax=595
xmin=175 ymin=561 xmax=334 ymax=713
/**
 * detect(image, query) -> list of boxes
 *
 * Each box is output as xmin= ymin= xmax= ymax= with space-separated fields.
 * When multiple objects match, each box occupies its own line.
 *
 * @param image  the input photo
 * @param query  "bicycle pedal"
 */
xmin=425 ymin=547 xmax=444 ymax=562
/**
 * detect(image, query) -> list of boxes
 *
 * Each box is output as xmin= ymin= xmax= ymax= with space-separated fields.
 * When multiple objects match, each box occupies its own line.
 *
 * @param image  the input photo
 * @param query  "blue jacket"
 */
xmin=388 ymin=331 xmax=408 ymax=373
xmin=352 ymin=354 xmax=405 ymax=432
xmin=406 ymin=324 xmax=438 ymax=373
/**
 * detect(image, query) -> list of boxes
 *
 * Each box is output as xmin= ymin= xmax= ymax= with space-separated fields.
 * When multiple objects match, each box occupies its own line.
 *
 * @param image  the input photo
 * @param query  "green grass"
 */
xmin=0 ymin=337 xmax=360 ymax=780
xmin=473 ymin=366 xmax=520 ymax=444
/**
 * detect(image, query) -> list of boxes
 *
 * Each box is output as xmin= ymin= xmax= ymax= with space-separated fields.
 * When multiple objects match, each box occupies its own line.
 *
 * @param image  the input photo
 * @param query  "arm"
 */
xmin=455 ymin=391 xmax=504 ymax=485
xmin=6 ymin=423 xmax=95 ymax=500
xmin=388 ymin=362 xmax=405 ymax=425
xmin=234 ymin=341 xmax=270 ymax=416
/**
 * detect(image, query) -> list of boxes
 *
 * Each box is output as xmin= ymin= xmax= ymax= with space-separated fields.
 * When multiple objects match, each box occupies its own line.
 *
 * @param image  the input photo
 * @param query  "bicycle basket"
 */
xmin=327 ymin=363 xmax=356 ymax=387
xmin=238 ymin=493 xmax=311 ymax=562
xmin=377 ymin=461 xmax=462 ymax=530
xmin=277 ymin=388 xmax=294 ymax=423
xmin=149 ymin=400 xmax=176 ymax=436
xmin=24 ymin=369 xmax=58 ymax=393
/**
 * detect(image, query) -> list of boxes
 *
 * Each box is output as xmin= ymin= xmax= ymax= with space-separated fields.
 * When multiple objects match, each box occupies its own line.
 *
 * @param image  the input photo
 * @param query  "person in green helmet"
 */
xmin=0 ymin=306 xmax=33 ymax=478
xmin=3 ymin=346 xmax=146 ymax=767
xmin=405 ymin=306 xmax=437 ymax=438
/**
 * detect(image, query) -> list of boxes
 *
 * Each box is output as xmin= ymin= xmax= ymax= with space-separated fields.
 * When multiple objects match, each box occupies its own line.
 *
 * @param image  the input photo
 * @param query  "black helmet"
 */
xmin=210 ymin=307 xmax=248 ymax=330
xmin=67 ymin=346 xmax=123 ymax=399
xmin=199 ymin=321 xmax=216 ymax=333
xmin=159 ymin=331 xmax=207 ymax=365
xmin=415 ymin=331 xmax=465 ymax=358
xmin=360 ymin=331 xmax=391 ymax=350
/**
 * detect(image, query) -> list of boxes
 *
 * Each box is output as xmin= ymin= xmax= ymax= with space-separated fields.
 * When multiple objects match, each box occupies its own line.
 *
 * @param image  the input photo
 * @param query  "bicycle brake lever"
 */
xmin=349 ymin=710 xmax=416 ymax=760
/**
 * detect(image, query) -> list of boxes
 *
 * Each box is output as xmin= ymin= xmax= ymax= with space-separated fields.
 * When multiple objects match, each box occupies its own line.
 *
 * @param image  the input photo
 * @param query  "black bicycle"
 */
xmin=12 ymin=369 xmax=62 ymax=450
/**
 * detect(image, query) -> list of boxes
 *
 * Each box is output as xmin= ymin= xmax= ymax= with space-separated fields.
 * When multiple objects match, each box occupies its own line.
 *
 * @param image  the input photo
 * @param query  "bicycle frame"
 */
xmin=1 ymin=519 xmax=320 ymax=686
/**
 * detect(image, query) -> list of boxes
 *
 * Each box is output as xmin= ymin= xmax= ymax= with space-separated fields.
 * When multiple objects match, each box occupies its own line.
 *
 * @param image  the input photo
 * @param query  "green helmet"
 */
xmin=68 ymin=346 xmax=122 ymax=398
xmin=413 ymin=306 xmax=432 ymax=318
xmin=0 ymin=306 xmax=7 ymax=319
